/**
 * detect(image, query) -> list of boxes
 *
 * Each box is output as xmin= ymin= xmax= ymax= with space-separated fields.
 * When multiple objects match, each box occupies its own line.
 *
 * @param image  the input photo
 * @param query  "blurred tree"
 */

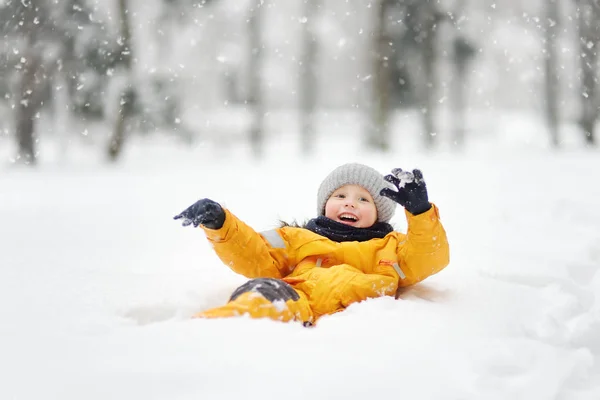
xmin=450 ymin=36 xmax=475 ymax=148
xmin=0 ymin=0 xmax=56 ymax=165
xmin=15 ymin=41 xmax=43 ymax=166
xmin=108 ymin=0 xmax=135 ymax=161
xmin=544 ymin=0 xmax=560 ymax=147
xmin=445 ymin=0 xmax=476 ymax=148
xmin=60 ymin=0 xmax=113 ymax=120
xmin=1 ymin=0 xmax=120 ymax=164
xmin=575 ymin=0 xmax=600 ymax=146
xmin=367 ymin=0 xmax=395 ymax=152
xmin=447 ymin=0 xmax=476 ymax=150
xmin=408 ymin=0 xmax=444 ymax=149
xmin=367 ymin=0 xmax=444 ymax=151
xmin=248 ymin=0 xmax=265 ymax=158
xmin=132 ymin=0 xmax=218 ymax=144
xmin=300 ymin=0 xmax=321 ymax=155
xmin=386 ymin=3 xmax=417 ymax=108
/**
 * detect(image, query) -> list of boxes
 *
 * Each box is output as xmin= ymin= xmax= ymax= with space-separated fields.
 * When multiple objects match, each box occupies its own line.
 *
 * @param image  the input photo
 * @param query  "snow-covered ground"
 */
xmin=1 ymin=122 xmax=599 ymax=399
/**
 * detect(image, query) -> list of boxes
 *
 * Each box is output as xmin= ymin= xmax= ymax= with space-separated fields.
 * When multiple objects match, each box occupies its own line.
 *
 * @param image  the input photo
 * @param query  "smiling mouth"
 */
xmin=338 ymin=213 xmax=358 ymax=223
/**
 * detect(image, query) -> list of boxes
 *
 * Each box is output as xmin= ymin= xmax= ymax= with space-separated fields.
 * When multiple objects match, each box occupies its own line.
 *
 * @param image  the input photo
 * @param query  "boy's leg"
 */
xmin=194 ymin=278 xmax=313 ymax=325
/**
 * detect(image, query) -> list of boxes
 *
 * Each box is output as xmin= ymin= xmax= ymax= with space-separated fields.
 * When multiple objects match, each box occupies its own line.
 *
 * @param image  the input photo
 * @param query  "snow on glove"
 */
xmin=380 ymin=168 xmax=432 ymax=215
xmin=173 ymin=198 xmax=226 ymax=229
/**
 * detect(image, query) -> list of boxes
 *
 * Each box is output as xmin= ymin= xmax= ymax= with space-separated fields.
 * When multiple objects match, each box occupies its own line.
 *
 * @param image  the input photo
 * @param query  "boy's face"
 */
xmin=325 ymin=184 xmax=378 ymax=228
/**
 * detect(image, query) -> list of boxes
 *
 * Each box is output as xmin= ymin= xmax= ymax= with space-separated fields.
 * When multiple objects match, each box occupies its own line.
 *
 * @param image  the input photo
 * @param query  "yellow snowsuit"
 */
xmin=195 ymin=204 xmax=449 ymax=325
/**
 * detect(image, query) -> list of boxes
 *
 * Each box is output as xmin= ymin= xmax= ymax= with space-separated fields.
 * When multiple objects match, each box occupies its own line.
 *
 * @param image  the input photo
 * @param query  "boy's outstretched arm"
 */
xmin=174 ymin=199 xmax=292 ymax=279
xmin=380 ymin=169 xmax=450 ymax=286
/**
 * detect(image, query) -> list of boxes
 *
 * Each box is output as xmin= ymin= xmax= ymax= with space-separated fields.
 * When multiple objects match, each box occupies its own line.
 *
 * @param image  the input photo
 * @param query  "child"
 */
xmin=174 ymin=163 xmax=449 ymax=326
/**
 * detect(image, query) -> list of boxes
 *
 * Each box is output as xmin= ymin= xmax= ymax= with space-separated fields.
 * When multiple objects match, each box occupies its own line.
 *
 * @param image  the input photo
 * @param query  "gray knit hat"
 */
xmin=316 ymin=163 xmax=396 ymax=223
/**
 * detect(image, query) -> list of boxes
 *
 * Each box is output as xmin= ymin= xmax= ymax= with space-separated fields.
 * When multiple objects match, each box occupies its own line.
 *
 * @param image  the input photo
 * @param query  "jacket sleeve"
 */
xmin=200 ymin=209 xmax=293 ymax=279
xmin=396 ymin=203 xmax=449 ymax=287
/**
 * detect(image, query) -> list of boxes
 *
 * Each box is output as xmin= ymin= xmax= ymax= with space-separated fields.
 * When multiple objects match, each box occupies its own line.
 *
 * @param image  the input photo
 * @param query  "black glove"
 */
xmin=380 ymin=168 xmax=432 ymax=215
xmin=173 ymin=198 xmax=226 ymax=229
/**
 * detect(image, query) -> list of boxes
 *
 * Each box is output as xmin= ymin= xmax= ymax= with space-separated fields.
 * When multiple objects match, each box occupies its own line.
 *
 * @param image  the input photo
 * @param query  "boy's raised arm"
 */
xmin=174 ymin=199 xmax=292 ymax=279
xmin=379 ymin=168 xmax=450 ymax=286
xmin=396 ymin=204 xmax=449 ymax=286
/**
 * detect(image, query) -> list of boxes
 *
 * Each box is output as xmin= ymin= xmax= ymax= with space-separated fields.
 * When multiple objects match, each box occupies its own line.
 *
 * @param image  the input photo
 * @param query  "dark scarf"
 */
xmin=305 ymin=216 xmax=393 ymax=243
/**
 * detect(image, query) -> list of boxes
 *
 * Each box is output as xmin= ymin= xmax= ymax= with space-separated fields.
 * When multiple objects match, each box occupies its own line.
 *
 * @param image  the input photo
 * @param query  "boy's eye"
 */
xmin=335 ymin=194 xmax=345 ymax=199
xmin=359 ymin=197 xmax=370 ymax=202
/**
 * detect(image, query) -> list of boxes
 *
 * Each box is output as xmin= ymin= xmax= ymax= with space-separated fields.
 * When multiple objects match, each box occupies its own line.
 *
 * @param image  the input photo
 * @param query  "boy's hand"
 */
xmin=380 ymin=168 xmax=432 ymax=215
xmin=173 ymin=198 xmax=226 ymax=229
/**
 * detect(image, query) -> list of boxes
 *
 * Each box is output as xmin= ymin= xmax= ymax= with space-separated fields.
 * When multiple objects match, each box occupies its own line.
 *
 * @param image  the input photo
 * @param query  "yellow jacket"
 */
xmin=202 ymin=204 xmax=449 ymax=319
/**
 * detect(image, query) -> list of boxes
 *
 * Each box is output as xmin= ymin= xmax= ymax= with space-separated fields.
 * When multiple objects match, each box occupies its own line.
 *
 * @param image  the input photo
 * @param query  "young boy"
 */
xmin=175 ymin=163 xmax=449 ymax=326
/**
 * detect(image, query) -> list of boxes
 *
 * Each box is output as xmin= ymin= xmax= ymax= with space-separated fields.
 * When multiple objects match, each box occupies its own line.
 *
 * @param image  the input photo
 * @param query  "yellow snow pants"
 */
xmin=194 ymin=278 xmax=314 ymax=325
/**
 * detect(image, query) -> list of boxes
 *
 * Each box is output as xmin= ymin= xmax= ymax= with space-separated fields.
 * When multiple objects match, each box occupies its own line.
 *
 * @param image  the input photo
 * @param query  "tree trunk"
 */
xmin=450 ymin=53 xmax=467 ymax=148
xmin=449 ymin=0 xmax=475 ymax=149
xmin=544 ymin=0 xmax=560 ymax=147
xmin=367 ymin=0 xmax=392 ymax=152
xmin=577 ymin=0 xmax=600 ymax=146
xmin=108 ymin=0 xmax=134 ymax=161
xmin=420 ymin=2 xmax=438 ymax=150
xmin=54 ymin=71 xmax=71 ymax=162
xmin=108 ymin=94 xmax=128 ymax=160
xmin=15 ymin=41 xmax=42 ymax=165
xmin=299 ymin=0 xmax=320 ymax=155
xmin=248 ymin=0 xmax=265 ymax=159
